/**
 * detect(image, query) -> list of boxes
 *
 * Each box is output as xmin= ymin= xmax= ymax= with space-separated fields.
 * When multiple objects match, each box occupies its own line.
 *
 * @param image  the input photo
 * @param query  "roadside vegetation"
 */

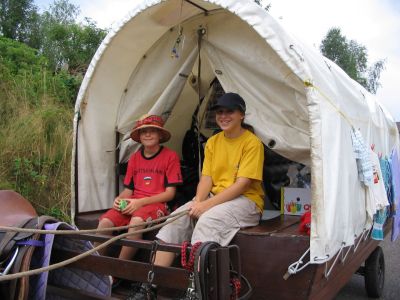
xmin=0 ymin=36 xmax=74 ymax=220
xmin=0 ymin=0 xmax=106 ymax=220
xmin=0 ymin=0 xmax=385 ymax=221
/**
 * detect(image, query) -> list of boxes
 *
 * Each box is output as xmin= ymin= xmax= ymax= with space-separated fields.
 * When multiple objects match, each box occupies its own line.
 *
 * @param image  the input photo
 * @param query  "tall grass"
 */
xmin=0 ymin=38 xmax=78 ymax=221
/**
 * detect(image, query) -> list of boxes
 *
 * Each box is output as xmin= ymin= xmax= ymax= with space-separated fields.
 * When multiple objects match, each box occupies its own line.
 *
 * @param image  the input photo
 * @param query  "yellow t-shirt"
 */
xmin=202 ymin=130 xmax=265 ymax=212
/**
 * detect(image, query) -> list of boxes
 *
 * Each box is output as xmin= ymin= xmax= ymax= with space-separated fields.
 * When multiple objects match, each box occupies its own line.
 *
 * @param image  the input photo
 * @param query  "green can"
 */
xmin=119 ymin=199 xmax=128 ymax=210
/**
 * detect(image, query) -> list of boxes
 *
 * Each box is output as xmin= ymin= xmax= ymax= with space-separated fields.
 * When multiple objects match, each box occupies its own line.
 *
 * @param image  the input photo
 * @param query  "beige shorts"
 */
xmin=156 ymin=195 xmax=260 ymax=246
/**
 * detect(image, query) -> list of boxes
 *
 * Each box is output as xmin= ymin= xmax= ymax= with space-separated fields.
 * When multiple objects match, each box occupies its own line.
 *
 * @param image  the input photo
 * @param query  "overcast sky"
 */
xmin=36 ymin=0 xmax=400 ymax=121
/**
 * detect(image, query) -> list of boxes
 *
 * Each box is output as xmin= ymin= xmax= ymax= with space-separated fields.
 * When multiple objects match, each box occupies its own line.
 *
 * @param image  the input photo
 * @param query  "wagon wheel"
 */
xmin=364 ymin=246 xmax=385 ymax=298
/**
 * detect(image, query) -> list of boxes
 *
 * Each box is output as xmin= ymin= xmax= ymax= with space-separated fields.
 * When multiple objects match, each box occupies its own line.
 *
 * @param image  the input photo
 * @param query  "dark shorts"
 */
xmin=99 ymin=202 xmax=169 ymax=227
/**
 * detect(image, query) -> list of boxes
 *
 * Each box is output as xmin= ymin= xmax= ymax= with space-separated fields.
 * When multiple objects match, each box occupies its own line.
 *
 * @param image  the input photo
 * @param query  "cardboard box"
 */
xmin=281 ymin=187 xmax=311 ymax=216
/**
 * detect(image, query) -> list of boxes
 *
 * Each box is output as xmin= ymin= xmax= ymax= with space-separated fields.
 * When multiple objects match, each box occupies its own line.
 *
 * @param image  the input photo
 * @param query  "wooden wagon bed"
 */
xmin=232 ymin=215 xmax=387 ymax=300
xmin=47 ymin=212 xmax=385 ymax=299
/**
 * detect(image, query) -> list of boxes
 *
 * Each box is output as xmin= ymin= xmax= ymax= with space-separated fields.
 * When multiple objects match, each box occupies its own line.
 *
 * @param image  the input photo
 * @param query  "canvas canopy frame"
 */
xmin=71 ymin=0 xmax=399 ymax=264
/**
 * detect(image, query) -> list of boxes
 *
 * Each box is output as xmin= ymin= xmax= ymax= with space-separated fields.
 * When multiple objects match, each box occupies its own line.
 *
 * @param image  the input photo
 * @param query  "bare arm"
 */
xmin=189 ymin=177 xmax=253 ymax=218
xmin=194 ymin=175 xmax=213 ymax=202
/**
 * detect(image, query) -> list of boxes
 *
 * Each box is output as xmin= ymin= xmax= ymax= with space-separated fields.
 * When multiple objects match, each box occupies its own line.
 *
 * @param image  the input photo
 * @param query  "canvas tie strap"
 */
xmin=304 ymin=80 xmax=356 ymax=127
xmin=196 ymin=25 xmax=206 ymax=177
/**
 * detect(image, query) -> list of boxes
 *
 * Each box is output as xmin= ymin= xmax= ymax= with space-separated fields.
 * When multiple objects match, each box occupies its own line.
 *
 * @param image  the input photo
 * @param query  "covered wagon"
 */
xmin=66 ymin=0 xmax=400 ymax=298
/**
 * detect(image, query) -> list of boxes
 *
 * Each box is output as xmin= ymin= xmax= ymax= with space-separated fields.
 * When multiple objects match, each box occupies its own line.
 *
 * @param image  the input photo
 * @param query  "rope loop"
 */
xmin=181 ymin=241 xmax=202 ymax=272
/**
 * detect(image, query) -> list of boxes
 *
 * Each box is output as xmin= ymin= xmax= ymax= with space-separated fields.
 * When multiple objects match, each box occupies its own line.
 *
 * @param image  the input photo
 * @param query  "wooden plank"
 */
xmin=231 ymin=233 xmax=312 ymax=300
xmin=239 ymin=214 xmax=304 ymax=236
xmin=66 ymin=234 xmax=187 ymax=254
xmin=51 ymin=249 xmax=190 ymax=290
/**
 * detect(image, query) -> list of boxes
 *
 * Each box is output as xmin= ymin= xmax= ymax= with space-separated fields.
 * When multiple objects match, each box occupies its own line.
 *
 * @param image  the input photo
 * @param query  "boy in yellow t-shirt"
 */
xmin=154 ymin=92 xmax=264 ymax=270
xmin=202 ymin=128 xmax=264 ymax=212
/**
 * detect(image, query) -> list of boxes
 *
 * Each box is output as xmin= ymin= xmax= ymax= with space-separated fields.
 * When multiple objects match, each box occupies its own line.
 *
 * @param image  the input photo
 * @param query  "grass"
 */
xmin=0 ymin=52 xmax=75 ymax=222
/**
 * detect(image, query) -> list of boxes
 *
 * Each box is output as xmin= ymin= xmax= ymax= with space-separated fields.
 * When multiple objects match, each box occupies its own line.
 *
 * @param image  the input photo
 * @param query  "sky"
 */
xmin=35 ymin=0 xmax=400 ymax=121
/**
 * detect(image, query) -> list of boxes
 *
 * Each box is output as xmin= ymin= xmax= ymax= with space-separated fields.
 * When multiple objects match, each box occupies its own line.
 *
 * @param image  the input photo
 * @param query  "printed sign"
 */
xmin=281 ymin=187 xmax=311 ymax=216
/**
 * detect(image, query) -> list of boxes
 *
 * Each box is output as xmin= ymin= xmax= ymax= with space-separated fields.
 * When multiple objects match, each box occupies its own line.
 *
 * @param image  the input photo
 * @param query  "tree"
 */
xmin=39 ymin=0 xmax=106 ymax=73
xmin=0 ymin=0 xmax=39 ymax=45
xmin=320 ymin=27 xmax=385 ymax=94
xmin=367 ymin=60 xmax=385 ymax=95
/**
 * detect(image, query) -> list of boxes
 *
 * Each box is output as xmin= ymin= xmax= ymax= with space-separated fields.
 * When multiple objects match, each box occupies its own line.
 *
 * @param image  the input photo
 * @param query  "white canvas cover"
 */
xmin=72 ymin=0 xmax=399 ymax=264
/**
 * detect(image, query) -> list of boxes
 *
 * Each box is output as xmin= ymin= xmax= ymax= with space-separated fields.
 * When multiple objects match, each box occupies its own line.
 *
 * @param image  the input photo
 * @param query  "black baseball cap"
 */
xmin=212 ymin=92 xmax=246 ymax=113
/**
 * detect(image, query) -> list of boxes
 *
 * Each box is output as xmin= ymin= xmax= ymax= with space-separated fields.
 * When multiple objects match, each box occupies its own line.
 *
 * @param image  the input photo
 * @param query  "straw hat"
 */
xmin=130 ymin=114 xmax=171 ymax=143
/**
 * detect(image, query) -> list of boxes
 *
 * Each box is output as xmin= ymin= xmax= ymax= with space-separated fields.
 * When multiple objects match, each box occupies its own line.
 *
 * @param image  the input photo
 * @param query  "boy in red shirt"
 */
xmin=97 ymin=115 xmax=182 ymax=263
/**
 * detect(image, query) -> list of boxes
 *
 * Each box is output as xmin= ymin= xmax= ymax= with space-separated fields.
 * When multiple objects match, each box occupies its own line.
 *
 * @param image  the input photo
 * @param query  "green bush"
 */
xmin=0 ymin=37 xmax=82 ymax=107
xmin=0 ymin=37 xmax=47 ymax=75
xmin=0 ymin=37 xmax=73 ymax=221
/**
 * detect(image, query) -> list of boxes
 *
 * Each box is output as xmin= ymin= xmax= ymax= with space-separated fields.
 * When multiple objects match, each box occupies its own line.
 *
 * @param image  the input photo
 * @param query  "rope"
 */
xmin=304 ymin=81 xmax=355 ymax=128
xmin=324 ymin=243 xmax=345 ymax=278
xmin=284 ymin=247 xmax=311 ymax=279
xmin=181 ymin=241 xmax=202 ymax=272
xmin=284 ymin=228 xmax=373 ymax=280
xmin=0 ymin=209 xmax=188 ymax=235
xmin=0 ymin=209 xmax=189 ymax=282
xmin=196 ymin=26 xmax=205 ymax=177
xmin=230 ymin=277 xmax=241 ymax=300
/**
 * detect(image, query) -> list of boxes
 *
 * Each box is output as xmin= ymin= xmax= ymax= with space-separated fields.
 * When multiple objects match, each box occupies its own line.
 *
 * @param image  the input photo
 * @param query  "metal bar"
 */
xmin=184 ymin=0 xmax=208 ymax=13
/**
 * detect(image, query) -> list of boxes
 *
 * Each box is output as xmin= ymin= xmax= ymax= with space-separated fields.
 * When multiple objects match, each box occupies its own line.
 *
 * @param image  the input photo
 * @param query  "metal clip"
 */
xmin=147 ymin=270 xmax=154 ymax=285
xmin=147 ymin=240 xmax=159 ymax=286
xmin=186 ymin=272 xmax=198 ymax=300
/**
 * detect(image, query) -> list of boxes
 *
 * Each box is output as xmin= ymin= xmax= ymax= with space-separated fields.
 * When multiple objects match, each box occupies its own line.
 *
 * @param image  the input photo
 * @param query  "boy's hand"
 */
xmin=113 ymin=198 xmax=130 ymax=211
xmin=113 ymin=197 xmax=122 ymax=210
xmin=119 ymin=199 xmax=128 ymax=210
xmin=189 ymin=200 xmax=212 ymax=218
xmin=121 ymin=199 xmax=143 ymax=215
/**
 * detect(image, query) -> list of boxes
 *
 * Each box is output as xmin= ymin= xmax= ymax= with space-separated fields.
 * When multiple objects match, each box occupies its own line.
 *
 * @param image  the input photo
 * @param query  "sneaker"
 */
xmin=126 ymin=283 xmax=157 ymax=300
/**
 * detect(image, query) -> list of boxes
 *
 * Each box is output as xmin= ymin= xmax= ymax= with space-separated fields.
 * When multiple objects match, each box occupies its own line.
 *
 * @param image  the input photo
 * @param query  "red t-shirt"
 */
xmin=123 ymin=146 xmax=182 ymax=199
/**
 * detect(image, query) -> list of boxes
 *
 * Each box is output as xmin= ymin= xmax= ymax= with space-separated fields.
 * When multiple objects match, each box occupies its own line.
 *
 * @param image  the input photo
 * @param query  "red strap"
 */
xmin=181 ymin=241 xmax=189 ymax=269
xmin=181 ymin=241 xmax=202 ymax=272
xmin=230 ymin=277 xmax=241 ymax=300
